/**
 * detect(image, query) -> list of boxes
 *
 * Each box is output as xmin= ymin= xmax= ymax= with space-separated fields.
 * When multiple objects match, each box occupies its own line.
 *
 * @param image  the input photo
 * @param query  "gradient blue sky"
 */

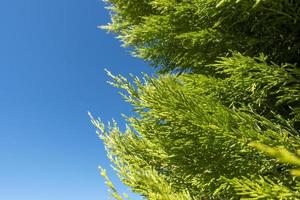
xmin=0 ymin=0 xmax=153 ymax=199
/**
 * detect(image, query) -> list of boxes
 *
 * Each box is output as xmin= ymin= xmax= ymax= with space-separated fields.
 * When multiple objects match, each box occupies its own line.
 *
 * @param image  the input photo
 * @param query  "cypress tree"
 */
xmin=91 ymin=0 xmax=300 ymax=199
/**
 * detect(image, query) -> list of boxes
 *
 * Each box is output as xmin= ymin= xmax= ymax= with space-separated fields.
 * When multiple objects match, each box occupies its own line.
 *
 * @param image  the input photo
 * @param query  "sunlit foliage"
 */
xmin=92 ymin=0 xmax=300 ymax=199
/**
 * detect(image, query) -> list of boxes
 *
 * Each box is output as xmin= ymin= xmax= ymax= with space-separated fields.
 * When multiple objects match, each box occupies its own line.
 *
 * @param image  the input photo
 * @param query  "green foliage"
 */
xmin=250 ymin=143 xmax=300 ymax=177
xmin=226 ymin=143 xmax=300 ymax=199
xmin=99 ymin=167 xmax=124 ymax=200
xmin=102 ymin=0 xmax=300 ymax=72
xmin=211 ymin=53 xmax=300 ymax=132
xmin=91 ymin=114 xmax=193 ymax=200
xmin=229 ymin=176 xmax=300 ymax=199
xmin=92 ymin=0 xmax=300 ymax=199
xmin=91 ymin=71 xmax=300 ymax=199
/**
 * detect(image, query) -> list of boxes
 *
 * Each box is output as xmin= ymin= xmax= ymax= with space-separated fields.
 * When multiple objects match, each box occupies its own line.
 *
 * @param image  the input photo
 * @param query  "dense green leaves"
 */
xmin=92 ymin=72 xmax=300 ymax=199
xmin=93 ymin=0 xmax=300 ymax=199
xmin=211 ymin=53 xmax=300 ymax=132
xmin=102 ymin=0 xmax=300 ymax=72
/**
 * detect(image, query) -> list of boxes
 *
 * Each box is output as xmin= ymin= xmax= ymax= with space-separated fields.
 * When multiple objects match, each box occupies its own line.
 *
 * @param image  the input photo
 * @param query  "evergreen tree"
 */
xmin=92 ymin=0 xmax=300 ymax=199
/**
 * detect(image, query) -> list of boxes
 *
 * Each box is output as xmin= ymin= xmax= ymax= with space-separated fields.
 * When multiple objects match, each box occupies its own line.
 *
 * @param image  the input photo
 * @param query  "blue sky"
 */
xmin=0 ymin=0 xmax=153 ymax=199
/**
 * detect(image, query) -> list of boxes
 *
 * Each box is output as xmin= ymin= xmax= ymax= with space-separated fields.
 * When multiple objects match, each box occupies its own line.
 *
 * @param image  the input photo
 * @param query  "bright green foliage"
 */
xmin=210 ymin=53 xmax=300 ymax=133
xmin=102 ymin=0 xmax=300 ymax=72
xmin=92 ymin=71 xmax=300 ymax=199
xmin=93 ymin=0 xmax=300 ymax=199
xmin=99 ymin=167 xmax=124 ymax=200
xmin=250 ymin=143 xmax=300 ymax=177
xmin=227 ymin=143 xmax=300 ymax=199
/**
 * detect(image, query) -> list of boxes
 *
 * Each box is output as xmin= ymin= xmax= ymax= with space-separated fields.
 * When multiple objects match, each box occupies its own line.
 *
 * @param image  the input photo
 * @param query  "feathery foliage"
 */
xmin=102 ymin=0 xmax=300 ymax=73
xmin=92 ymin=0 xmax=300 ymax=199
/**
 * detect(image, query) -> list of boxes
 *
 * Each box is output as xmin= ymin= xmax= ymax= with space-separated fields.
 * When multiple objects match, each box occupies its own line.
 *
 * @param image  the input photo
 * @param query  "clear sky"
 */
xmin=0 ymin=0 xmax=153 ymax=199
